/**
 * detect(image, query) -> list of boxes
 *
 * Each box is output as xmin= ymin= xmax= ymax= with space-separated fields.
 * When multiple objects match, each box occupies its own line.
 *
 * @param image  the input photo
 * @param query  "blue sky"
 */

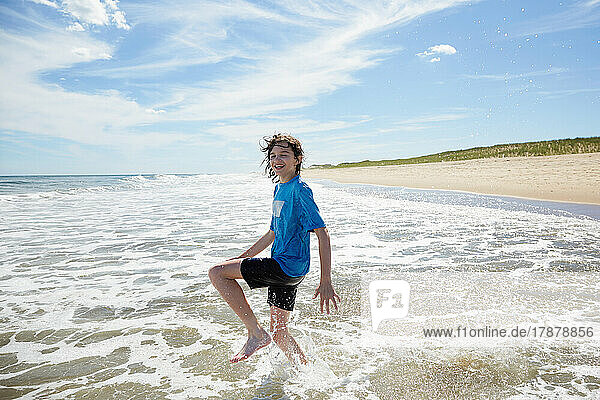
xmin=0 ymin=0 xmax=598 ymax=175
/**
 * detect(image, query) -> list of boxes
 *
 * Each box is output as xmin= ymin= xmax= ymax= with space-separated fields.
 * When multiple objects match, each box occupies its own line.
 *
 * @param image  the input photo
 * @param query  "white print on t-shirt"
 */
xmin=273 ymin=200 xmax=285 ymax=218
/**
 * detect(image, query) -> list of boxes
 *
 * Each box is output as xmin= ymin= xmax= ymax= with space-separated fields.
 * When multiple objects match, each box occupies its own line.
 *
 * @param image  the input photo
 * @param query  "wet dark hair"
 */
xmin=260 ymin=133 xmax=304 ymax=183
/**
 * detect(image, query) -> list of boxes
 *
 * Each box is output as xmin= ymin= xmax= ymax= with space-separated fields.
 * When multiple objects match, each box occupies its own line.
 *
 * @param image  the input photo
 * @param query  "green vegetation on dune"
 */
xmin=307 ymin=137 xmax=600 ymax=169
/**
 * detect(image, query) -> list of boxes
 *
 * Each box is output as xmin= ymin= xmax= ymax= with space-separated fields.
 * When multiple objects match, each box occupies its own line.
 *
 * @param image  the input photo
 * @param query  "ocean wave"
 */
xmin=0 ymin=174 xmax=215 ymax=202
xmin=1 ymin=173 xmax=598 ymax=398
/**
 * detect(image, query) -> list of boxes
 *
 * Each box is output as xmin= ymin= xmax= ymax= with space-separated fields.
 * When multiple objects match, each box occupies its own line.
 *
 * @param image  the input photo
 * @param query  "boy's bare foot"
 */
xmin=230 ymin=329 xmax=271 ymax=363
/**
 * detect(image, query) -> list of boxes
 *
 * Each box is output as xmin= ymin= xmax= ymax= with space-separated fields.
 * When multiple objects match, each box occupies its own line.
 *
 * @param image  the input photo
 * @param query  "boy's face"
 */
xmin=269 ymin=141 xmax=301 ymax=182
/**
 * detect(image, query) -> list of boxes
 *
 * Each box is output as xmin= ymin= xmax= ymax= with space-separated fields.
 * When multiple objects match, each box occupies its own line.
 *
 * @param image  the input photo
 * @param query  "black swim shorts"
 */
xmin=240 ymin=257 xmax=305 ymax=312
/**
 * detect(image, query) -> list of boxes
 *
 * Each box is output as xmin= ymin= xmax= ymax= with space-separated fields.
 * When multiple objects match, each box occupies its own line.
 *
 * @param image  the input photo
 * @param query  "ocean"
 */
xmin=1 ymin=174 xmax=599 ymax=399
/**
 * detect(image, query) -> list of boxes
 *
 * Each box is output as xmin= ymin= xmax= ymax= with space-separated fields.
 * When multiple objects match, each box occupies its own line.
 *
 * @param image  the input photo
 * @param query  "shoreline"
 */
xmin=303 ymin=153 xmax=600 ymax=206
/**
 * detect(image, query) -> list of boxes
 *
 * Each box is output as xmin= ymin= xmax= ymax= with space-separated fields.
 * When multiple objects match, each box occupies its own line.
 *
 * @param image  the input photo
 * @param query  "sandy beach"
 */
xmin=303 ymin=153 xmax=600 ymax=205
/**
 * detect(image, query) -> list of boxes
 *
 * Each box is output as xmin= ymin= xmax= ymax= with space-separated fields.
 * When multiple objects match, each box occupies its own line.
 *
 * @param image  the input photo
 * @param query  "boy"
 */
xmin=208 ymin=133 xmax=340 ymax=365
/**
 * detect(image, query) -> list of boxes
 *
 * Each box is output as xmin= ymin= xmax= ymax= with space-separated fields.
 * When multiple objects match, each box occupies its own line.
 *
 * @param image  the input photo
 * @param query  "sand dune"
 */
xmin=303 ymin=153 xmax=600 ymax=205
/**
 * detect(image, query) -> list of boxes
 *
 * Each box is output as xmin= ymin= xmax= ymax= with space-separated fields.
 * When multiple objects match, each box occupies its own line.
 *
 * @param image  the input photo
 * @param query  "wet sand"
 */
xmin=303 ymin=153 xmax=600 ymax=205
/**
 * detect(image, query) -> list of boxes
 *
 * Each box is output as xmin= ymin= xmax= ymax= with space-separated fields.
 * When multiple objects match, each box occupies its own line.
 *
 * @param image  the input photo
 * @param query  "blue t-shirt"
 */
xmin=270 ymin=174 xmax=326 ymax=277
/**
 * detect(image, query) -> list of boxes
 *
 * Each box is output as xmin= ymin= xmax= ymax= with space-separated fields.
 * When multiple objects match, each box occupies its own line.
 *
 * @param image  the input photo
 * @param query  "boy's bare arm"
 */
xmin=313 ymin=227 xmax=341 ymax=314
xmin=233 ymin=230 xmax=275 ymax=259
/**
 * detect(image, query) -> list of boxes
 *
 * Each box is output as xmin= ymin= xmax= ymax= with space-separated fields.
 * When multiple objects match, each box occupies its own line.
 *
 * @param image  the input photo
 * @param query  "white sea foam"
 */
xmin=0 ymin=174 xmax=599 ymax=398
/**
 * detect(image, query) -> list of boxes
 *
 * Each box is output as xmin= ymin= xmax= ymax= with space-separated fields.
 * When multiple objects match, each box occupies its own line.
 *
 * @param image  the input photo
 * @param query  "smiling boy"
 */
xmin=208 ymin=133 xmax=340 ymax=364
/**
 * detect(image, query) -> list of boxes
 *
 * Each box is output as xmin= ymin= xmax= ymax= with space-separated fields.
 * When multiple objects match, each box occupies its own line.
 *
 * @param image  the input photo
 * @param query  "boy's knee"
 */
xmin=208 ymin=265 xmax=223 ymax=283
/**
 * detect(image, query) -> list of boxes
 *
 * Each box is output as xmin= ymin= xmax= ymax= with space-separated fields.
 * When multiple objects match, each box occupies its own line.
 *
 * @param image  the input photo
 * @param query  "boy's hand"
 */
xmin=313 ymin=281 xmax=341 ymax=314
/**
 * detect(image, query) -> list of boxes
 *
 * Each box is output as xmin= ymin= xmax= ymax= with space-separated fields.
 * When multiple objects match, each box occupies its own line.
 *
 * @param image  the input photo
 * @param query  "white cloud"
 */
xmin=368 ymin=112 xmax=471 ymax=133
xmin=28 ymin=0 xmax=59 ymax=8
xmin=512 ymin=0 xmax=600 ymax=36
xmin=72 ymin=46 xmax=111 ymax=60
xmin=104 ymin=0 xmax=118 ymax=11
xmin=146 ymin=108 xmax=166 ymax=114
xmin=203 ymin=116 xmax=371 ymax=142
xmin=62 ymin=0 xmax=109 ymax=26
xmin=0 ymin=29 xmax=164 ymax=148
xmin=354 ymin=112 xmax=470 ymax=134
xmin=2 ymin=0 xmax=473 ymax=152
xmin=126 ymin=0 xmax=299 ymax=26
xmin=80 ymin=55 xmax=239 ymax=79
xmin=66 ymin=22 xmax=85 ymax=31
xmin=4 ymin=4 xmax=62 ymax=31
xmin=534 ymin=87 xmax=600 ymax=99
xmin=30 ymin=0 xmax=129 ymax=30
xmin=396 ymin=113 xmax=469 ymax=125
xmin=464 ymin=67 xmax=569 ymax=81
xmin=431 ymin=44 xmax=457 ymax=55
xmin=417 ymin=44 xmax=457 ymax=62
xmin=126 ymin=1 xmax=470 ymax=123
xmin=102 ymin=0 xmax=310 ymax=78
xmin=111 ymin=10 xmax=129 ymax=30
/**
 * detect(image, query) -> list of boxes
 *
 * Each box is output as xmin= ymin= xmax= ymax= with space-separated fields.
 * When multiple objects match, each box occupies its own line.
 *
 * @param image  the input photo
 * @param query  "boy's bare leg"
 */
xmin=270 ymin=306 xmax=308 ymax=365
xmin=208 ymin=259 xmax=271 ymax=363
